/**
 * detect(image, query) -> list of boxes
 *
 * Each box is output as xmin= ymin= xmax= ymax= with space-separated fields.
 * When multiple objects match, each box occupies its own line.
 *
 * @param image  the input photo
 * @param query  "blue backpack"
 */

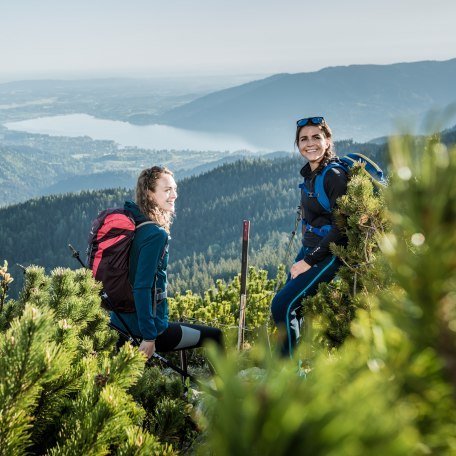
xmin=299 ymin=153 xmax=386 ymax=237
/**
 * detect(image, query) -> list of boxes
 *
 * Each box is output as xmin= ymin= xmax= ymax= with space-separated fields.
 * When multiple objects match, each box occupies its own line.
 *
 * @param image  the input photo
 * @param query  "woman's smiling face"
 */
xmin=297 ymin=125 xmax=330 ymax=170
xmin=148 ymin=173 xmax=178 ymax=213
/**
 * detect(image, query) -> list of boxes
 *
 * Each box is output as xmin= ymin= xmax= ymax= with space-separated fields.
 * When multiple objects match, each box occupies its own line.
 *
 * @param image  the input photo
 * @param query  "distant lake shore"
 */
xmin=4 ymin=113 xmax=268 ymax=152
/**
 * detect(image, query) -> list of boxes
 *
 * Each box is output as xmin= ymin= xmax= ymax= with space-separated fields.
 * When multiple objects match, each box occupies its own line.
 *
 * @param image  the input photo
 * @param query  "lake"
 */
xmin=4 ymin=113 xmax=267 ymax=152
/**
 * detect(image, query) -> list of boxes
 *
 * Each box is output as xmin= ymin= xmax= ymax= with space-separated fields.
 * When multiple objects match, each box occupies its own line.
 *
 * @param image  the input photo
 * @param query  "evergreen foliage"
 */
xmin=0 ymin=261 xmax=18 ymax=331
xmin=198 ymin=343 xmax=419 ymax=455
xmin=1 ymin=128 xmax=456 ymax=454
xmin=169 ymin=266 xmax=286 ymax=345
xmin=195 ymin=132 xmax=456 ymax=455
xmin=128 ymin=366 xmax=199 ymax=449
xmin=301 ymin=164 xmax=390 ymax=348
xmin=0 ymin=266 xmax=182 ymax=455
xmin=378 ymin=134 xmax=456 ymax=451
xmin=0 ymin=304 xmax=65 ymax=456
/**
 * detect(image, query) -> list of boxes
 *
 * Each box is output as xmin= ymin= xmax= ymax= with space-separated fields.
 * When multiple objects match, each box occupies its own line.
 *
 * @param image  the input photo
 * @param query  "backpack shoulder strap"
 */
xmin=314 ymin=162 xmax=347 ymax=212
xmin=136 ymin=220 xmax=157 ymax=230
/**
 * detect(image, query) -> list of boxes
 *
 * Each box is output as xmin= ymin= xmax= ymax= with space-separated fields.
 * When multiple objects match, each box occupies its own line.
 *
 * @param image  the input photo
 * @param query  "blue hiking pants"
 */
xmin=271 ymin=246 xmax=341 ymax=357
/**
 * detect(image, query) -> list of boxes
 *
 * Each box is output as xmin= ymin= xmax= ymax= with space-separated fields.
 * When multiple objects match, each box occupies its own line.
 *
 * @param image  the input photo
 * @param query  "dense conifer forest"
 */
xmin=2 ymin=126 xmax=455 ymax=296
xmin=0 ymin=138 xmax=389 ymax=297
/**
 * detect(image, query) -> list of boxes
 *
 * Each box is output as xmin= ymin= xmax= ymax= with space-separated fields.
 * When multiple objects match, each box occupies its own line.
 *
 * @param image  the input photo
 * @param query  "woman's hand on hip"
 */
xmin=290 ymin=260 xmax=311 ymax=279
xmin=139 ymin=340 xmax=156 ymax=359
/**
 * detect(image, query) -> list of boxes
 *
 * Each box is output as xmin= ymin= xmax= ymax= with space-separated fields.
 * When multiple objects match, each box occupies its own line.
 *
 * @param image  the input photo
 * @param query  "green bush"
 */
xmin=0 ymin=267 xmax=179 ymax=455
xmin=2 ymin=131 xmax=455 ymax=455
xmin=195 ymin=134 xmax=456 ymax=455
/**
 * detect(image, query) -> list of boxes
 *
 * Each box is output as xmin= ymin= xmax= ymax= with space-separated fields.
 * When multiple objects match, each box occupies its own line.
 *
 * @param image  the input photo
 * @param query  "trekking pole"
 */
xmin=237 ymin=220 xmax=250 ymax=351
xmin=16 ymin=263 xmax=27 ymax=274
xmin=282 ymin=206 xmax=302 ymax=271
xmin=68 ymin=244 xmax=87 ymax=269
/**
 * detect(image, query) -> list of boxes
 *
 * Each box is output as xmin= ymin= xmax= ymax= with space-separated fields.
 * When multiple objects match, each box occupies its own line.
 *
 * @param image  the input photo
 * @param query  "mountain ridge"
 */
xmin=157 ymin=58 xmax=456 ymax=148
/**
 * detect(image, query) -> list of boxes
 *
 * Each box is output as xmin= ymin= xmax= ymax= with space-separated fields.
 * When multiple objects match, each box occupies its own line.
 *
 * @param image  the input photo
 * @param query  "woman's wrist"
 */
xmin=303 ymin=257 xmax=314 ymax=267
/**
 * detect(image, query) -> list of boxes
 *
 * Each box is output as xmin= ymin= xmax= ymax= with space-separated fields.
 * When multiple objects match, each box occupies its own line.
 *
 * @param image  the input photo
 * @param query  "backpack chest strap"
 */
xmin=156 ymin=289 xmax=167 ymax=301
xmin=303 ymin=221 xmax=333 ymax=237
xmin=298 ymin=182 xmax=319 ymax=198
xmin=152 ymin=288 xmax=167 ymax=317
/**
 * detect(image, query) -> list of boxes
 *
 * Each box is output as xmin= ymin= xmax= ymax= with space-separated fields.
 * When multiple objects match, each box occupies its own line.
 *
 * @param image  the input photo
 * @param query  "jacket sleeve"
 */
xmin=132 ymin=229 xmax=168 ymax=340
xmin=304 ymin=167 xmax=348 ymax=265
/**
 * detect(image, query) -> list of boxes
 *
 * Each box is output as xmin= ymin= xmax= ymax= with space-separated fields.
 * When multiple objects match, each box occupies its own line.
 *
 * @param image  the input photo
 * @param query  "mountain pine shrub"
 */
xmin=0 ymin=265 xmax=186 ymax=455
xmin=195 ymin=132 xmax=456 ymax=455
xmin=2 ymin=129 xmax=455 ymax=454
xmin=301 ymin=163 xmax=390 ymax=349
xmin=168 ymin=265 xmax=286 ymax=347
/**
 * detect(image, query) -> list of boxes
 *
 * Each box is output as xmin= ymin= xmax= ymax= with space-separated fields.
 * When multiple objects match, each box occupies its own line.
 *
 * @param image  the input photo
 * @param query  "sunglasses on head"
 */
xmin=296 ymin=116 xmax=325 ymax=127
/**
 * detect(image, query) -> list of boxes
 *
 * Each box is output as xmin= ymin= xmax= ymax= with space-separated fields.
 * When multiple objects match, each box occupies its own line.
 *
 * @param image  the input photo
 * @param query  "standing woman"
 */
xmin=271 ymin=117 xmax=348 ymax=358
xmin=111 ymin=165 xmax=223 ymax=359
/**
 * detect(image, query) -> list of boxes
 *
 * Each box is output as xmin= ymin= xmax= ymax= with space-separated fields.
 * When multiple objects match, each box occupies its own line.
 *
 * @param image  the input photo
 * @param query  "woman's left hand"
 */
xmin=139 ymin=340 xmax=156 ymax=359
xmin=290 ymin=260 xmax=311 ymax=279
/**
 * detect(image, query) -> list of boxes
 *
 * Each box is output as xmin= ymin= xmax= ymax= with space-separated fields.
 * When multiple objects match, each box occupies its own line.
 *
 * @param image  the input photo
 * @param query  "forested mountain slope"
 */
xmin=1 ymin=157 xmax=301 ymax=297
xmin=0 ymin=127 xmax=250 ymax=206
xmin=7 ymin=127 xmax=456 ymax=297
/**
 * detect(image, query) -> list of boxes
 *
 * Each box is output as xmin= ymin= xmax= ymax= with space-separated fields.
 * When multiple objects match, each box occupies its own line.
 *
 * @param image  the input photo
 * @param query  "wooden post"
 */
xmin=179 ymin=318 xmax=188 ymax=388
xmin=237 ymin=220 xmax=250 ymax=350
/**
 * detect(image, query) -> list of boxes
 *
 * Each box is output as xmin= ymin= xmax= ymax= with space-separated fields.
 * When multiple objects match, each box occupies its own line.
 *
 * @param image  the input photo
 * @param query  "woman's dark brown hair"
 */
xmin=136 ymin=165 xmax=174 ymax=233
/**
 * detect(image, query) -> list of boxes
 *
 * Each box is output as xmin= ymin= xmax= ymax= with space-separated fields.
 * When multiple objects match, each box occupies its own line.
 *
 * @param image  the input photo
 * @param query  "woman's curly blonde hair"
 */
xmin=135 ymin=166 xmax=174 ymax=233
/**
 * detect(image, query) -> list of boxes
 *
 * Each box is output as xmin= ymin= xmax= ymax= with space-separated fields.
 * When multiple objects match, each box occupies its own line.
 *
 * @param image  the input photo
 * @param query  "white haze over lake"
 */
xmin=4 ymin=114 xmax=267 ymax=152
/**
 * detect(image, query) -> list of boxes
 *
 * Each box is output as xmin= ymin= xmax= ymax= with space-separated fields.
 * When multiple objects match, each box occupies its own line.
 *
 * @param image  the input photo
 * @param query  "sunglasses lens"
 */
xmin=296 ymin=117 xmax=324 ymax=127
xmin=296 ymin=118 xmax=309 ymax=127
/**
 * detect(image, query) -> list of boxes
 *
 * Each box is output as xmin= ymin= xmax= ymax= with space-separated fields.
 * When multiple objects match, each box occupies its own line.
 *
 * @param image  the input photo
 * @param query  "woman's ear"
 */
xmin=147 ymin=189 xmax=156 ymax=203
xmin=325 ymin=138 xmax=331 ymax=152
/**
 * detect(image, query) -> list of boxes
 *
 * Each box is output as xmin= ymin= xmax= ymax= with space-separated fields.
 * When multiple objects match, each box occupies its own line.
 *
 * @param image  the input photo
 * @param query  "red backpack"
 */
xmin=87 ymin=208 xmax=154 ymax=312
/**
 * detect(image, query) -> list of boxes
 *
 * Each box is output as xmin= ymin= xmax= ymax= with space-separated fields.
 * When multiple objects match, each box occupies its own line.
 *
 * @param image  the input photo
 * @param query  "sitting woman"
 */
xmin=271 ymin=117 xmax=348 ymax=358
xmin=111 ymin=165 xmax=223 ymax=359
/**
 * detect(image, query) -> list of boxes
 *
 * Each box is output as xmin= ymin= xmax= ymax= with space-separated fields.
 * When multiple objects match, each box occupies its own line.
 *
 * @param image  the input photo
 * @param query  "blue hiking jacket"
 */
xmin=110 ymin=200 xmax=169 ymax=340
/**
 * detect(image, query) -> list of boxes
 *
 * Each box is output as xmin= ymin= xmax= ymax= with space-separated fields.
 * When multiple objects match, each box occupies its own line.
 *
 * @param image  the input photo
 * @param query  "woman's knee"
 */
xmin=271 ymin=293 xmax=287 ymax=324
xmin=211 ymin=327 xmax=223 ymax=348
xmin=198 ymin=324 xmax=223 ymax=349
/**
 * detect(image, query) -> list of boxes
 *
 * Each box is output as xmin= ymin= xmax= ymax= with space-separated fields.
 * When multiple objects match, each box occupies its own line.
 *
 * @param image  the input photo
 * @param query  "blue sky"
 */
xmin=1 ymin=0 xmax=455 ymax=80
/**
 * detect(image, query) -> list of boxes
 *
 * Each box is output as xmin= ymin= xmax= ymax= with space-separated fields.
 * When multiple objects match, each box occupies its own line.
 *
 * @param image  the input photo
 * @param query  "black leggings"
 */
xmin=114 ymin=321 xmax=223 ymax=352
xmin=155 ymin=322 xmax=223 ymax=352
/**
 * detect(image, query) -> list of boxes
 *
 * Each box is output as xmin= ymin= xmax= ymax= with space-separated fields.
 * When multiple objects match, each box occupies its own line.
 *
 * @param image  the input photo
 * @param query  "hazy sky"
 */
xmin=1 ymin=0 xmax=455 ymax=80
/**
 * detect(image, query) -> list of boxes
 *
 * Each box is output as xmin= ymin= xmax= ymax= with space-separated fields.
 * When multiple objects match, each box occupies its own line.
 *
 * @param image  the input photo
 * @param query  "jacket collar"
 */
xmin=300 ymin=157 xmax=340 ymax=179
xmin=124 ymin=200 xmax=148 ymax=223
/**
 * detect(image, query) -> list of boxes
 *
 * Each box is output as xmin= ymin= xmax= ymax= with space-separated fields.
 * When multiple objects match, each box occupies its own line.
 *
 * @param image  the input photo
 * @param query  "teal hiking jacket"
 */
xmin=110 ymin=200 xmax=169 ymax=340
